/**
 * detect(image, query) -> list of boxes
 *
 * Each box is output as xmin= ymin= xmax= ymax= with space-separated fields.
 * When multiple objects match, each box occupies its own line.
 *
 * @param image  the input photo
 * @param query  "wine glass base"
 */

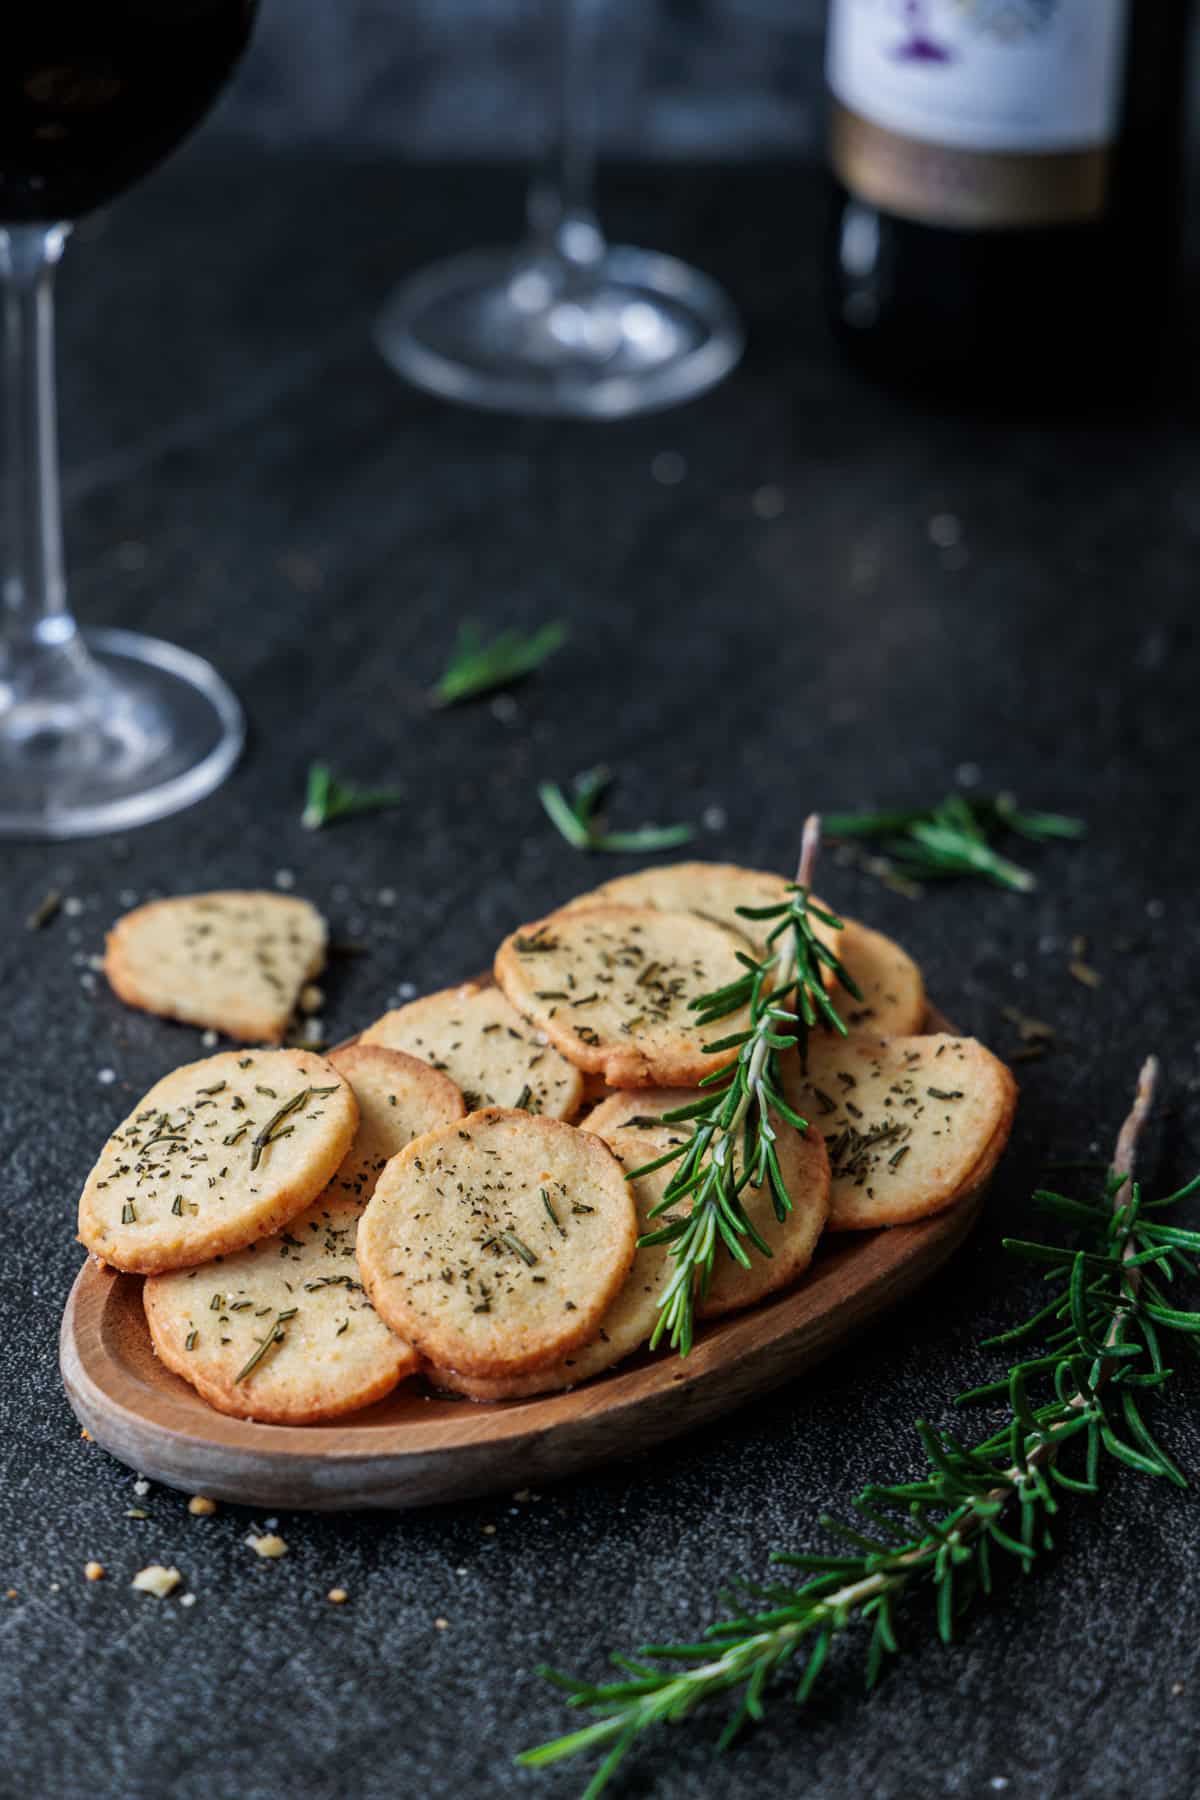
xmin=375 ymin=244 xmax=744 ymax=419
xmin=0 ymin=626 xmax=244 ymax=840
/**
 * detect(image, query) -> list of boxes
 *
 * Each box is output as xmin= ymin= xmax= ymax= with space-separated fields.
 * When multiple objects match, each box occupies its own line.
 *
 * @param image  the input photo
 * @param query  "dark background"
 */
xmin=3 ymin=6 xmax=1200 ymax=1800
xmin=223 ymin=0 xmax=830 ymax=157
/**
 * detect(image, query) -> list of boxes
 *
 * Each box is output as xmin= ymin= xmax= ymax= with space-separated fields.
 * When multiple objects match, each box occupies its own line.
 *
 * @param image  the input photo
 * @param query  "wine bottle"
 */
xmin=824 ymin=0 xmax=1193 ymax=397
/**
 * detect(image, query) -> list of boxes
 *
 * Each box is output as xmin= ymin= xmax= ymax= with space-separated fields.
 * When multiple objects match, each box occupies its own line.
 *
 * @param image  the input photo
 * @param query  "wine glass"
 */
xmin=0 ymin=3 xmax=258 ymax=840
xmin=375 ymin=0 xmax=744 ymax=420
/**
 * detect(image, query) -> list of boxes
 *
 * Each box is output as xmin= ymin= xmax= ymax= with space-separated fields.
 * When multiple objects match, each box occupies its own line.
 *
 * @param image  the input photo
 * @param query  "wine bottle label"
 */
xmin=827 ymin=0 xmax=1131 ymax=228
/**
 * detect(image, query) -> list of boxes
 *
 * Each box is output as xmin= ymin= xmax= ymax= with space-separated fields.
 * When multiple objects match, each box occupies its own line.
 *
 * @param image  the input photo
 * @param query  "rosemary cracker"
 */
xmin=77 ymin=1050 xmax=358 ymax=1273
xmin=782 ymin=1034 xmax=1016 ymax=1231
xmin=356 ymin=1109 xmax=637 ymax=1377
xmin=836 ymin=919 xmax=927 ymax=1035
xmin=585 ymin=1088 xmax=832 ymax=1316
xmin=426 ymin=1128 xmax=685 ymax=1399
xmin=104 ymin=891 xmax=327 ymax=1043
xmin=142 ymin=1047 xmax=463 ymax=1421
xmin=557 ymin=861 xmax=828 ymax=960
xmin=323 ymin=1043 xmax=466 ymax=1202
xmin=360 ymin=979 xmax=583 ymax=1119
xmin=558 ymin=863 xmax=921 ymax=1032
xmin=494 ymin=905 xmax=756 ymax=1088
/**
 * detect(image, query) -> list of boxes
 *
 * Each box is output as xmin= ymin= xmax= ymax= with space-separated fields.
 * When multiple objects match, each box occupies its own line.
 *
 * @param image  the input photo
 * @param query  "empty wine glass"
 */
xmin=375 ymin=0 xmax=744 ymax=419
xmin=0 ymin=3 xmax=258 ymax=840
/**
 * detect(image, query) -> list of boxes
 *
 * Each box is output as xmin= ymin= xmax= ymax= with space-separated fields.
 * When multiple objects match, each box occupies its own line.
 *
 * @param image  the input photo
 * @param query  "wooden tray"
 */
xmin=59 ymin=1004 xmax=991 ymax=1510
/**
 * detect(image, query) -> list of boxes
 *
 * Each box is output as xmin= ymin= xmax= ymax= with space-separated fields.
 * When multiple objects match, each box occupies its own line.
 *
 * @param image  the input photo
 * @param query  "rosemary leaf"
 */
xmin=824 ymin=791 xmax=1085 ymax=894
xmin=539 ymin=766 xmax=694 ymax=857
xmin=430 ymin=619 xmax=568 ymax=707
xmin=302 ymin=762 xmax=406 ymax=831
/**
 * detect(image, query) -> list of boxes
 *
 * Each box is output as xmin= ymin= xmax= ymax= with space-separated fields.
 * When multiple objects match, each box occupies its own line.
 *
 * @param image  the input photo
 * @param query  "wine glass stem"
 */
xmin=0 ymin=224 xmax=73 ymax=658
xmin=526 ymin=0 xmax=605 ymax=270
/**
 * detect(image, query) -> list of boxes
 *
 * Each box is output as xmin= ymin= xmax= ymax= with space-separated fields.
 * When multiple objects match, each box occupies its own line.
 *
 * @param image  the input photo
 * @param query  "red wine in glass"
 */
xmin=0 ymin=2 xmax=258 ymax=839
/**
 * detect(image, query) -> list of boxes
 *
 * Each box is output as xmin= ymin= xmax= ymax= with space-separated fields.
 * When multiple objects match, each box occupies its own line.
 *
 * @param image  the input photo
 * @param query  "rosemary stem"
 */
xmin=815 ymin=1055 xmax=1163 ymax=1609
xmin=701 ymin=816 xmax=821 ymax=1169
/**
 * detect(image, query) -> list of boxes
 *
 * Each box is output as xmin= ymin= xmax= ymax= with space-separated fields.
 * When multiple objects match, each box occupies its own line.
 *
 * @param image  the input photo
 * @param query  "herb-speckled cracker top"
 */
xmin=77 ymin=1049 xmax=358 ymax=1273
xmin=356 ymin=1109 xmax=637 ymax=1378
xmin=558 ymin=862 xmax=796 ymax=957
xmin=104 ymin=890 xmax=327 ymax=1042
xmin=360 ymin=980 xmax=583 ymax=1119
xmin=426 ymin=1127 xmax=688 ymax=1400
xmin=141 ymin=1046 xmax=465 ymax=1422
xmin=782 ymin=1035 xmax=1016 ymax=1231
xmin=494 ymin=905 xmax=757 ymax=1089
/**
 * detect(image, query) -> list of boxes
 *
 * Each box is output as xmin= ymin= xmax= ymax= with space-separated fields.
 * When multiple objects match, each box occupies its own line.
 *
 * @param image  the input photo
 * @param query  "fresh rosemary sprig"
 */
xmin=824 ymin=791 xmax=1085 ymax=893
xmin=634 ymin=816 xmax=861 ymax=1355
xmin=539 ymin=766 xmax=694 ymax=856
xmin=301 ymin=762 xmax=406 ymax=831
xmin=430 ymin=618 xmax=567 ymax=707
xmin=521 ymin=1058 xmax=1200 ymax=1798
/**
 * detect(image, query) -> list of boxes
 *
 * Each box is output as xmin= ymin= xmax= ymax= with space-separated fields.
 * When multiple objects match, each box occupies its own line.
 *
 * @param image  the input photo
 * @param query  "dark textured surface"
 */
xmin=222 ymin=0 xmax=828 ymax=156
xmin=3 ymin=144 xmax=1200 ymax=1800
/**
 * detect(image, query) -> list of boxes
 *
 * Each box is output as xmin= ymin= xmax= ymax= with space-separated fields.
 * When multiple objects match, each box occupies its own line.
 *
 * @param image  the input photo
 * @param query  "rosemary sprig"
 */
xmin=634 ymin=815 xmax=861 ymax=1355
xmin=301 ymin=762 xmax=406 ymax=831
xmin=824 ymin=791 xmax=1085 ymax=893
xmin=521 ymin=1058 xmax=1200 ymax=1797
xmin=539 ymin=766 xmax=694 ymax=856
xmin=430 ymin=618 xmax=568 ymax=707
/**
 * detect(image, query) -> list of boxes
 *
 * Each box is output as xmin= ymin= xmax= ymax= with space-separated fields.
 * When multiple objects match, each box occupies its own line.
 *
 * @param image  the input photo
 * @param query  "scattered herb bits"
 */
xmin=302 ymin=763 xmax=406 ymax=831
xmin=824 ymin=791 xmax=1085 ymax=893
xmin=430 ymin=617 xmax=568 ymax=707
xmin=538 ymin=766 xmax=694 ymax=855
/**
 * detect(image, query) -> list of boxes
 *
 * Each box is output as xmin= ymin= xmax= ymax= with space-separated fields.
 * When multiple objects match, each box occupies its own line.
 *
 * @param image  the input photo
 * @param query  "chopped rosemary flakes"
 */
xmin=27 ymin=889 xmax=62 ymax=930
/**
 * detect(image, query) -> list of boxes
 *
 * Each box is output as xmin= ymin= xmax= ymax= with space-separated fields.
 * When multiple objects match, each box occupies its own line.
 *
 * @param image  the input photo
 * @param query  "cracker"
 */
xmin=356 ymin=1109 xmax=636 ymax=1377
xmin=583 ymin=1087 xmax=831 ymax=1318
xmin=77 ymin=1049 xmax=358 ymax=1273
xmin=835 ymin=920 xmax=926 ymax=1035
xmin=104 ymin=891 xmax=327 ymax=1043
xmin=558 ymin=862 xmax=796 ymax=957
xmin=494 ymin=905 xmax=755 ymax=1088
xmin=781 ymin=1035 xmax=1016 ymax=1231
xmin=360 ymin=980 xmax=583 ymax=1120
xmin=142 ymin=1046 xmax=463 ymax=1421
xmin=143 ymin=1194 xmax=415 ymax=1423
xmin=324 ymin=1043 xmax=466 ymax=1203
xmin=426 ymin=1128 xmax=684 ymax=1400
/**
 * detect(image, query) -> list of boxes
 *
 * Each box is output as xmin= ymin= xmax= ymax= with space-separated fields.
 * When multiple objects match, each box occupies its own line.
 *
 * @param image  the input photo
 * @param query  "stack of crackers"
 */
xmin=77 ymin=867 xmax=1016 ymax=1423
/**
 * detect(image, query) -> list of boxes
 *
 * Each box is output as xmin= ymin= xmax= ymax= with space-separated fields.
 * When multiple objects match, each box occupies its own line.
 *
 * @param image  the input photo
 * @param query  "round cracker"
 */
xmin=582 ymin=1087 xmax=831 ymax=1318
xmin=144 ymin=1194 xmax=415 ymax=1423
xmin=356 ymin=1109 xmax=636 ymax=1377
xmin=104 ymin=891 xmax=327 ymax=1044
xmin=77 ymin=1050 xmax=358 ymax=1273
xmin=835 ymin=920 xmax=926 ymax=1036
xmin=781 ymin=1035 xmax=1016 ymax=1231
xmin=426 ymin=1128 xmax=684 ymax=1400
xmin=494 ymin=905 xmax=755 ymax=1088
xmin=558 ymin=862 xmax=796 ymax=958
xmin=142 ymin=1047 xmax=463 ymax=1422
xmin=324 ymin=1044 xmax=466 ymax=1203
xmin=360 ymin=980 xmax=583 ymax=1120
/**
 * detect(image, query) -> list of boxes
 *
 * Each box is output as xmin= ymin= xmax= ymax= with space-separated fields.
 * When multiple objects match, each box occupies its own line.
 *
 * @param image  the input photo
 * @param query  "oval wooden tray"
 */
xmin=61 ymin=1190 xmax=984 ymax=1511
xmin=59 ymin=1003 xmax=994 ymax=1510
